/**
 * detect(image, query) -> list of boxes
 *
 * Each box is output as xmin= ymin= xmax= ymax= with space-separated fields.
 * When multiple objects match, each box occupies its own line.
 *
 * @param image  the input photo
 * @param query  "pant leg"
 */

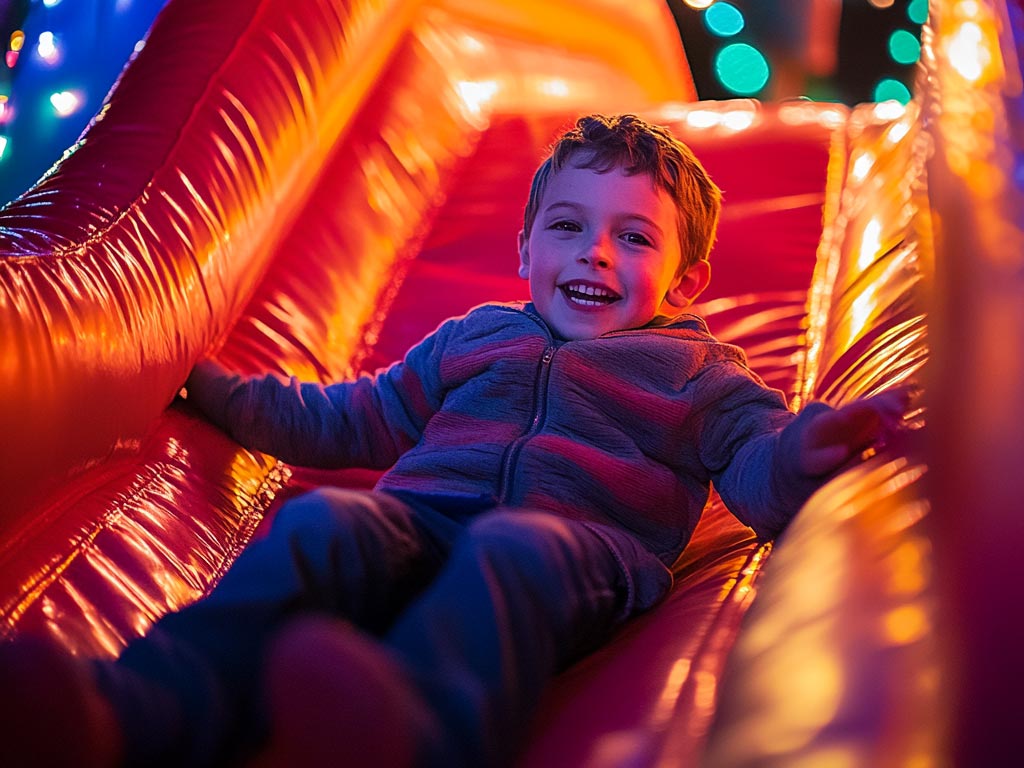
xmin=383 ymin=510 xmax=673 ymax=768
xmin=94 ymin=488 xmax=456 ymax=767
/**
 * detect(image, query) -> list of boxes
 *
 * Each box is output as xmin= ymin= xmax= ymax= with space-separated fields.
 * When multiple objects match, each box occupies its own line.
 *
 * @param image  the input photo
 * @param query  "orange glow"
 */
xmin=858 ymin=217 xmax=883 ymax=272
xmin=883 ymin=605 xmax=930 ymax=645
xmin=887 ymin=541 xmax=930 ymax=597
xmin=935 ymin=1 xmax=1005 ymax=89
xmin=455 ymin=79 xmax=499 ymax=115
xmin=850 ymin=150 xmax=875 ymax=183
xmin=661 ymin=99 xmax=762 ymax=132
xmin=537 ymin=78 xmax=570 ymax=98
xmin=778 ymin=102 xmax=846 ymax=129
xmin=652 ymin=657 xmax=691 ymax=725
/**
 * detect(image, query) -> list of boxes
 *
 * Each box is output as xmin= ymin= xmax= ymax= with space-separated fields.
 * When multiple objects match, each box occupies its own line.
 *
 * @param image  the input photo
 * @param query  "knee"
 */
xmin=463 ymin=511 xmax=576 ymax=580
xmin=269 ymin=487 xmax=362 ymax=541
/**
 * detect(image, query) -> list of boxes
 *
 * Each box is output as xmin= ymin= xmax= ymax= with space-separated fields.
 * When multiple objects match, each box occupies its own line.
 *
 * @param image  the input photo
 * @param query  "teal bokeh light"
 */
xmin=714 ymin=43 xmax=769 ymax=95
xmin=704 ymin=2 xmax=744 ymax=37
xmin=907 ymin=0 xmax=928 ymax=25
xmin=888 ymin=29 xmax=921 ymax=65
xmin=873 ymin=78 xmax=912 ymax=104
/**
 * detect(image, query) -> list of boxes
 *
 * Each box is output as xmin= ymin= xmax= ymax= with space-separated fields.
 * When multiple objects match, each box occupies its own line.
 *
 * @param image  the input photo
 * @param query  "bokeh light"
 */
xmin=49 ymin=89 xmax=81 ymax=117
xmin=0 ymin=0 xmax=169 ymax=205
xmin=873 ymin=78 xmax=912 ymax=104
xmin=36 ymin=31 xmax=60 ymax=64
xmin=714 ymin=43 xmax=770 ymax=96
xmin=670 ymin=0 xmax=924 ymax=104
xmin=907 ymin=0 xmax=928 ymax=25
xmin=704 ymin=3 xmax=744 ymax=38
xmin=947 ymin=20 xmax=993 ymax=84
xmin=888 ymin=29 xmax=921 ymax=65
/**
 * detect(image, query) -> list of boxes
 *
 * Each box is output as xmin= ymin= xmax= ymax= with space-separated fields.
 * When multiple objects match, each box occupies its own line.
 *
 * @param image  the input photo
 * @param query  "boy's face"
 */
xmin=518 ymin=163 xmax=710 ymax=341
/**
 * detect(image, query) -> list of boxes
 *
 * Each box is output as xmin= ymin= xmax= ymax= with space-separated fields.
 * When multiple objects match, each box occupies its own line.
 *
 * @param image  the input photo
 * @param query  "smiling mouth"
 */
xmin=559 ymin=282 xmax=621 ymax=307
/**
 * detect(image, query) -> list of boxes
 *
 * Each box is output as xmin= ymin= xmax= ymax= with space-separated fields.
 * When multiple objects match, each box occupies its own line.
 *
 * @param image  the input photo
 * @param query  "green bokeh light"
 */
xmin=873 ymin=78 xmax=912 ymax=104
xmin=888 ymin=29 xmax=921 ymax=65
xmin=907 ymin=0 xmax=928 ymax=25
xmin=704 ymin=2 xmax=744 ymax=37
xmin=714 ymin=43 xmax=770 ymax=95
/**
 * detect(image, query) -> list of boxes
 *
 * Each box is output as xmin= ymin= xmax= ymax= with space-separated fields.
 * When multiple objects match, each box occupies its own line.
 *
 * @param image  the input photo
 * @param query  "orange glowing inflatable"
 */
xmin=1 ymin=0 xmax=1021 ymax=764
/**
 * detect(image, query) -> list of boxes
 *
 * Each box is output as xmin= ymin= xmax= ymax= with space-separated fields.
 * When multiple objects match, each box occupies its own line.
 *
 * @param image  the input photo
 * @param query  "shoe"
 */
xmin=0 ymin=634 xmax=123 ymax=768
xmin=255 ymin=616 xmax=440 ymax=768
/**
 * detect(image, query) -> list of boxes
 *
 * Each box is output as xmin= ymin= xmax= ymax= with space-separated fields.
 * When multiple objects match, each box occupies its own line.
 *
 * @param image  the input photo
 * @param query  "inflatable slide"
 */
xmin=1 ymin=0 xmax=1021 ymax=764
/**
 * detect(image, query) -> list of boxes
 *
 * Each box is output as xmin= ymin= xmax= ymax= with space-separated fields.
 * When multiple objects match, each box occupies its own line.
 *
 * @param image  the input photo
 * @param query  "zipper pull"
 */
xmin=542 ymin=347 xmax=554 ymax=364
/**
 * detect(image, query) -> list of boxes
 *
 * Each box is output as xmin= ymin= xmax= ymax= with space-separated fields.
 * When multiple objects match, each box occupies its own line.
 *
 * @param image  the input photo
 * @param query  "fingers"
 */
xmin=818 ymin=400 xmax=885 ymax=448
xmin=860 ymin=385 xmax=920 ymax=443
xmin=864 ymin=386 xmax=915 ymax=418
xmin=799 ymin=386 xmax=918 ymax=477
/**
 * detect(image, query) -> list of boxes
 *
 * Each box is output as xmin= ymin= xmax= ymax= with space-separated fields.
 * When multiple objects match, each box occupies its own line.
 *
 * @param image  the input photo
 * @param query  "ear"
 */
xmin=517 ymin=230 xmax=530 ymax=280
xmin=665 ymin=259 xmax=711 ymax=309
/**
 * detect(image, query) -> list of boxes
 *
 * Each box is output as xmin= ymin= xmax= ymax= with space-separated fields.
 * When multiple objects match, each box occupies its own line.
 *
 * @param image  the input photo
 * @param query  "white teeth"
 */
xmin=566 ymin=282 xmax=613 ymax=298
xmin=561 ymin=282 xmax=618 ymax=306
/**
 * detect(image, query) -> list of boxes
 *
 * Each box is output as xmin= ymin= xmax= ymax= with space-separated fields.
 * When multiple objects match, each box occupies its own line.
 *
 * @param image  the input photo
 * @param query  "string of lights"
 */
xmin=0 ymin=0 xmax=167 ymax=206
xmin=669 ymin=0 xmax=926 ymax=103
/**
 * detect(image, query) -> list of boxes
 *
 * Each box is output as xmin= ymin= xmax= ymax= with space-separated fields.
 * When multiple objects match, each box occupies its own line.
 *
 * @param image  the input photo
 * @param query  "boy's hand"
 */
xmin=798 ymin=387 xmax=913 ymax=477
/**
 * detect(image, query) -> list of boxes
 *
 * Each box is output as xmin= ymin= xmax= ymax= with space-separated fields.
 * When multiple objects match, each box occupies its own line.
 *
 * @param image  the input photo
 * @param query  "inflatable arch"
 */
xmin=1 ymin=0 xmax=1021 ymax=763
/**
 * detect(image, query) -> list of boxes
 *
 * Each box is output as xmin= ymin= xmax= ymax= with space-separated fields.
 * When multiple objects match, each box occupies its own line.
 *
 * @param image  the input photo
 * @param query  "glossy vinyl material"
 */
xmin=923 ymin=1 xmax=1024 ymax=762
xmin=0 ymin=0 xmax=1012 ymax=765
xmin=704 ymin=3 xmax=1021 ymax=766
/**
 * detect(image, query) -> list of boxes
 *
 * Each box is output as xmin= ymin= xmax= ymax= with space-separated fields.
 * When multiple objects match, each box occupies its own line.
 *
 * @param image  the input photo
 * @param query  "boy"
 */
xmin=0 ymin=114 xmax=907 ymax=767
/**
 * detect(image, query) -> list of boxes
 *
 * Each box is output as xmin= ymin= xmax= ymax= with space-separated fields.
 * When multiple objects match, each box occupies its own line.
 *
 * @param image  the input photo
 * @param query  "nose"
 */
xmin=579 ymin=234 xmax=614 ymax=269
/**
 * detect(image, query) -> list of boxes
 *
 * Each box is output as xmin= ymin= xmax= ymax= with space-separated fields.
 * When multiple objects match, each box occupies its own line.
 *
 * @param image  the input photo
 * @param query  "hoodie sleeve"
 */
xmin=690 ymin=361 xmax=834 ymax=539
xmin=184 ymin=318 xmax=459 ymax=468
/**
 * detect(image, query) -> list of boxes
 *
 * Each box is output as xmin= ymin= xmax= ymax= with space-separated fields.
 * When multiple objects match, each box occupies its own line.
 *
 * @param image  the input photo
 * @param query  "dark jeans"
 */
xmin=92 ymin=488 xmax=672 ymax=766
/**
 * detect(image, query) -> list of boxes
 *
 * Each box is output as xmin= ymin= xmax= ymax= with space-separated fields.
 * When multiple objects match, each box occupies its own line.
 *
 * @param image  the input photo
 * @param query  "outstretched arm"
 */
xmin=182 ymin=318 xmax=458 ymax=468
xmin=698 ymin=370 xmax=913 ymax=540
xmin=183 ymin=357 xmax=430 ymax=469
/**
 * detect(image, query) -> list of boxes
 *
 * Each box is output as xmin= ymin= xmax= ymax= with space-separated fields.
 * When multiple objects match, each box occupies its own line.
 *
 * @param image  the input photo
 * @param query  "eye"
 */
xmin=623 ymin=232 xmax=653 ymax=247
xmin=549 ymin=220 xmax=581 ymax=232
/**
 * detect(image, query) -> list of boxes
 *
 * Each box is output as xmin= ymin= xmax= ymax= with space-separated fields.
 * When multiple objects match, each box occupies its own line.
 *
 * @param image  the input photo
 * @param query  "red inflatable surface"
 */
xmin=2 ymin=0 xmax=1021 ymax=764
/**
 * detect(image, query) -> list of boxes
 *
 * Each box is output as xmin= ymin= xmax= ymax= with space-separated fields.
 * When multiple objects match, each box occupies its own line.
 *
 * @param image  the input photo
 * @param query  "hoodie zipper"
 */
xmin=497 ymin=343 xmax=555 ymax=503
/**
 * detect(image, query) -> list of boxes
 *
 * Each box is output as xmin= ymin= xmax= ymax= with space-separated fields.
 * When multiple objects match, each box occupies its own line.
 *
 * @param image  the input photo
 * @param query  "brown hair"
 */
xmin=522 ymin=114 xmax=721 ymax=273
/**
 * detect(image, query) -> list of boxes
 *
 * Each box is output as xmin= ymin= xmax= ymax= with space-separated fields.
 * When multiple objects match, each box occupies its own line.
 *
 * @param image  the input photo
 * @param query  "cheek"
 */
xmin=625 ymin=264 xmax=660 ymax=297
xmin=533 ymin=254 xmax=559 ymax=281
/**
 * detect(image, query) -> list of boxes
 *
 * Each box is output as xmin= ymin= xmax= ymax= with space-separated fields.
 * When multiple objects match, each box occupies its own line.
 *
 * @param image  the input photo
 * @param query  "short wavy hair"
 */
xmin=522 ymin=114 xmax=721 ymax=274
